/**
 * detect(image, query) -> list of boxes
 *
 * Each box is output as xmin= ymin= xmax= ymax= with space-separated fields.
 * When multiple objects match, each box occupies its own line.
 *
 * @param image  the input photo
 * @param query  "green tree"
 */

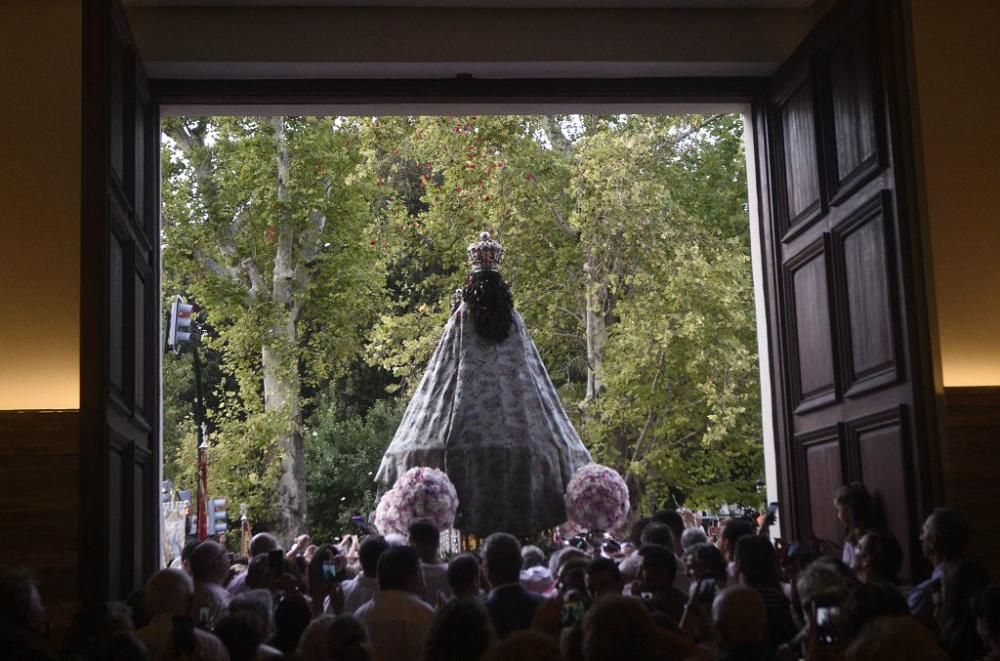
xmin=161 ymin=116 xmax=383 ymax=539
xmin=162 ymin=112 xmax=764 ymax=537
xmin=304 ymin=397 xmax=404 ymax=543
xmin=363 ymin=113 xmax=763 ymax=512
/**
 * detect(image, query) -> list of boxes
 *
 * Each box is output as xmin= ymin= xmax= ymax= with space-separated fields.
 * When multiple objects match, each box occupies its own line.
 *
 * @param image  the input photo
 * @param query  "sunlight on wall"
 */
xmin=912 ymin=0 xmax=1000 ymax=387
xmin=0 ymin=0 xmax=81 ymax=409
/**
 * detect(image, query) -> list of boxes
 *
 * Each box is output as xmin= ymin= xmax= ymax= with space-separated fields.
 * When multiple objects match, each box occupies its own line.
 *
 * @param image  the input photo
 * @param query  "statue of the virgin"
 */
xmin=375 ymin=231 xmax=592 ymax=537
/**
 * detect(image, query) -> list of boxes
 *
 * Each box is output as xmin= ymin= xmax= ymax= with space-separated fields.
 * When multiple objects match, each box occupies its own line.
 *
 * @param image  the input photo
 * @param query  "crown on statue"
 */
xmin=467 ymin=231 xmax=504 ymax=272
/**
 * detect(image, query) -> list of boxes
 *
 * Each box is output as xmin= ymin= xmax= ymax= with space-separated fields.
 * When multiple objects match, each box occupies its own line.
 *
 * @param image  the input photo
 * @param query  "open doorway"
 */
xmin=158 ymin=109 xmax=777 ymax=561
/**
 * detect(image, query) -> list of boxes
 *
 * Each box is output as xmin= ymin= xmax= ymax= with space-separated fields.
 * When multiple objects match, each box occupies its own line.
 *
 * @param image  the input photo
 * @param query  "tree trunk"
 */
xmin=266 ymin=116 xmax=307 ymax=544
xmin=583 ymin=254 xmax=609 ymax=405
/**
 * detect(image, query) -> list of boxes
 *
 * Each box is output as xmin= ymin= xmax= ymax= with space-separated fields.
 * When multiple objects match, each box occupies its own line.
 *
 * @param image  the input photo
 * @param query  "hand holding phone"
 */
xmin=812 ymin=597 xmax=842 ymax=647
xmin=197 ymin=605 xmax=211 ymax=628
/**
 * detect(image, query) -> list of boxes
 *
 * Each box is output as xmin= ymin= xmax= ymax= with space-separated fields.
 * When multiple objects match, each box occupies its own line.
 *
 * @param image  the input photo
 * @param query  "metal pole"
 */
xmin=193 ymin=342 xmax=209 ymax=541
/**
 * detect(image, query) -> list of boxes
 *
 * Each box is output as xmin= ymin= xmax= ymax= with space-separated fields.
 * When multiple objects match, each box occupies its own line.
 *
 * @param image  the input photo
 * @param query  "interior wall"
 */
xmin=0 ymin=0 xmax=82 ymax=410
xmin=910 ymin=0 xmax=1000 ymax=388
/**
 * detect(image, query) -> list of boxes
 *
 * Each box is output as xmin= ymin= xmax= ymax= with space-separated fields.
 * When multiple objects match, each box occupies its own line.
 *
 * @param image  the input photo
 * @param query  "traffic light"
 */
xmin=168 ymin=295 xmax=195 ymax=353
xmin=208 ymin=498 xmax=228 ymax=536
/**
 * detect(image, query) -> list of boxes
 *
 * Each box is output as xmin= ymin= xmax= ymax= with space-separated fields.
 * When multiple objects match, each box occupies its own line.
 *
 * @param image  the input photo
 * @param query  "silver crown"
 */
xmin=467 ymin=231 xmax=504 ymax=272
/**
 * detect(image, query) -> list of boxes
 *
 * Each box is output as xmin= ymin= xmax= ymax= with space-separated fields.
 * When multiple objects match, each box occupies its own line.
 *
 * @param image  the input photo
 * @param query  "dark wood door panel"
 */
xmin=783 ymin=237 xmax=839 ymax=413
xmin=758 ymin=0 xmax=938 ymax=552
xmin=774 ymin=69 xmax=826 ymax=239
xmin=824 ymin=16 xmax=886 ymax=204
xmin=846 ymin=406 xmax=915 ymax=579
xmin=831 ymin=191 xmax=901 ymax=396
xmin=794 ymin=425 xmax=845 ymax=545
xmin=82 ymin=0 xmax=160 ymax=603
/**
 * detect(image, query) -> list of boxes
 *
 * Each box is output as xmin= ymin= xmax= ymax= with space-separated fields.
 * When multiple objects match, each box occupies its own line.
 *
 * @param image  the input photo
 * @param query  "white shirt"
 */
xmin=191 ymin=580 xmax=231 ymax=626
xmin=135 ymin=613 xmax=230 ymax=661
xmin=422 ymin=561 xmax=452 ymax=604
xmin=842 ymin=539 xmax=858 ymax=567
xmin=342 ymin=574 xmax=380 ymax=614
xmin=520 ymin=566 xmax=554 ymax=595
xmin=355 ymin=590 xmax=434 ymax=661
xmin=673 ymin=553 xmax=691 ymax=595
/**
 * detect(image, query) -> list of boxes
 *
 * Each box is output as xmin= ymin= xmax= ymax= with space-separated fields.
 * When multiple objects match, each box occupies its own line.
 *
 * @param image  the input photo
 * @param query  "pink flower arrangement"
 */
xmin=375 ymin=466 xmax=460 ymax=535
xmin=564 ymin=464 xmax=630 ymax=532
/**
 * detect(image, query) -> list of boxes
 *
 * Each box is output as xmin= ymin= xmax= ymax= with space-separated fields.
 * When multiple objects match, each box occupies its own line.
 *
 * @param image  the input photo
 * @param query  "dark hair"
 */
xmin=181 ymin=539 xmax=200 ymax=564
xmin=586 ymin=557 xmax=622 ymax=583
xmin=684 ymin=542 xmax=727 ymax=579
xmin=861 ymin=530 xmax=903 ymax=582
xmin=358 ymin=535 xmax=390 ymax=578
xmin=229 ymin=589 xmax=274 ymax=640
xmin=408 ymin=519 xmax=440 ymax=548
xmin=248 ymin=532 xmax=279 ymax=557
xmin=245 ymin=553 xmax=270 ymax=590
xmin=327 ymin=614 xmax=372 ymax=661
xmin=583 ymin=595 xmax=661 ymax=661
xmin=734 ymin=536 xmax=780 ymax=586
xmin=271 ymin=593 xmax=312 ymax=654
xmin=214 ymin=611 xmax=262 ymax=661
xmin=926 ymin=507 xmax=971 ymax=561
xmin=975 ymin=584 xmax=1000 ymax=644
xmin=462 ymin=270 xmax=514 ymax=342
xmin=483 ymin=533 xmax=523 ymax=584
xmin=841 ymin=582 xmax=908 ymax=642
xmin=722 ymin=519 xmax=756 ymax=545
xmin=637 ymin=544 xmax=677 ymax=579
xmin=639 ymin=522 xmax=675 ymax=549
xmin=377 ymin=546 xmax=421 ymax=591
xmin=629 ymin=517 xmax=651 ymax=547
xmin=835 ymin=482 xmax=874 ymax=529
xmin=448 ymin=553 xmax=481 ymax=592
xmin=652 ymin=510 xmax=685 ymax=544
xmin=425 ymin=597 xmax=496 ymax=661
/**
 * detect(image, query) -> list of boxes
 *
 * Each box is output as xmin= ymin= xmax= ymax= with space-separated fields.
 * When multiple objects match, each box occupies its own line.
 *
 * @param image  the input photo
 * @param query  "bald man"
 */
xmin=189 ymin=541 xmax=232 ymax=626
xmin=712 ymin=586 xmax=768 ymax=661
xmin=135 ymin=569 xmax=230 ymax=661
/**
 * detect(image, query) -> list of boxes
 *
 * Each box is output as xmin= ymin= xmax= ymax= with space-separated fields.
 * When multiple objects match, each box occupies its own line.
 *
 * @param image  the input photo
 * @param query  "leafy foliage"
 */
xmin=304 ymin=398 xmax=403 ymax=543
xmin=162 ymin=112 xmax=765 ymax=536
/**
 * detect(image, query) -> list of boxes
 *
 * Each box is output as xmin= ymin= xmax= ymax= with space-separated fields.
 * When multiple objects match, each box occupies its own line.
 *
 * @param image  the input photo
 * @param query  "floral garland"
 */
xmin=375 ymin=466 xmax=460 ymax=536
xmin=564 ymin=463 xmax=630 ymax=533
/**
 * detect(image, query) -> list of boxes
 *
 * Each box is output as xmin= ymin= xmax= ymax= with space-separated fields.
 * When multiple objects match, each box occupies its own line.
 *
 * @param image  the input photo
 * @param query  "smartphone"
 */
xmin=172 ymin=615 xmax=196 ymax=655
xmin=322 ymin=561 xmax=338 ymax=582
xmin=197 ymin=605 xmax=211 ymax=628
xmin=767 ymin=502 xmax=779 ymax=523
xmin=268 ymin=548 xmax=285 ymax=575
xmin=814 ymin=599 xmax=842 ymax=646
xmin=696 ymin=577 xmax=717 ymax=604
xmin=351 ymin=514 xmax=375 ymax=536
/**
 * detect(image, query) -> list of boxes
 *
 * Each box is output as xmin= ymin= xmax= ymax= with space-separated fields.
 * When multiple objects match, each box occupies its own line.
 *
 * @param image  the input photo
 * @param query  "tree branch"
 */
xmin=657 ymin=114 xmax=727 ymax=151
xmin=243 ymin=258 xmax=267 ymax=302
xmin=193 ymin=247 xmax=246 ymax=289
xmin=624 ymin=350 xmax=665 ymax=483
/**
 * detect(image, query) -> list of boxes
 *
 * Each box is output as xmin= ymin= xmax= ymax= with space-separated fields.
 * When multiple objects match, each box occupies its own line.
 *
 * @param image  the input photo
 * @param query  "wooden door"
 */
xmin=81 ymin=0 xmax=160 ymax=601
xmin=755 ymin=0 xmax=940 ymax=580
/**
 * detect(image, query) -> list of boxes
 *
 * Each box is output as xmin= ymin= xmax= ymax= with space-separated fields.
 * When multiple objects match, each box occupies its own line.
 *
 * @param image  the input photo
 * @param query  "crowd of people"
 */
xmin=2 ymin=483 xmax=998 ymax=661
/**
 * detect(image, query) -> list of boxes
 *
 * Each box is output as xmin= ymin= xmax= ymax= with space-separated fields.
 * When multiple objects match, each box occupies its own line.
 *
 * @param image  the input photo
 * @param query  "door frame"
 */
xmin=82 ymin=0 xmax=942 ymax=603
